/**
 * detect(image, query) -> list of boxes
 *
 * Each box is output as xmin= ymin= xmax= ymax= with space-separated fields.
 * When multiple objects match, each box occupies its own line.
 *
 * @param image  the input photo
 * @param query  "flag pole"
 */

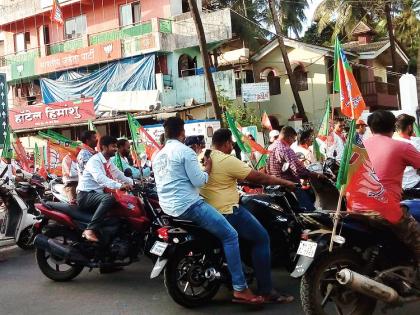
xmin=329 ymin=185 xmax=344 ymax=252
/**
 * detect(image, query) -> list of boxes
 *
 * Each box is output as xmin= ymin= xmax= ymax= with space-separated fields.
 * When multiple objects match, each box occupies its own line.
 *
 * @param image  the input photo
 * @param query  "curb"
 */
xmin=0 ymin=238 xmax=15 ymax=249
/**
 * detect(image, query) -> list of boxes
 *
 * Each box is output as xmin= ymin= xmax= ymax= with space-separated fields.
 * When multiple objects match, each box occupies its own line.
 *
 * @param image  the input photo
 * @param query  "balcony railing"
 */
xmin=360 ymin=81 xmax=398 ymax=96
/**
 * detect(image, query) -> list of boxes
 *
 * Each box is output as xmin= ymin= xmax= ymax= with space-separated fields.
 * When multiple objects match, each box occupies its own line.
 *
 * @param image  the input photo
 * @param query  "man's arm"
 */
xmin=87 ymin=159 xmax=123 ymax=190
xmin=405 ymin=143 xmax=420 ymax=169
xmin=184 ymin=149 xmax=209 ymax=187
xmin=108 ymin=162 xmax=134 ymax=185
xmin=245 ymin=170 xmax=296 ymax=189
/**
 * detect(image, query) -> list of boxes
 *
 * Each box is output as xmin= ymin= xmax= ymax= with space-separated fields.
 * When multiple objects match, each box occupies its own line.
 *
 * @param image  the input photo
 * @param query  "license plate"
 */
xmin=297 ymin=241 xmax=317 ymax=258
xmin=150 ymin=241 xmax=168 ymax=257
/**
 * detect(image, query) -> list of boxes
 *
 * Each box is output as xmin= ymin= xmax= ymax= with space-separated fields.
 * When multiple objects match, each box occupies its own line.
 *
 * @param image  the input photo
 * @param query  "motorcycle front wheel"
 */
xmin=300 ymin=249 xmax=377 ymax=315
xmin=164 ymin=245 xmax=221 ymax=308
xmin=35 ymin=227 xmax=84 ymax=282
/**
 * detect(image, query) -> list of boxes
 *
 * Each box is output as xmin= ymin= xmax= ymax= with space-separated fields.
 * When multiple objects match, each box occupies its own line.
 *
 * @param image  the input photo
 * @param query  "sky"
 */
xmin=302 ymin=0 xmax=324 ymax=34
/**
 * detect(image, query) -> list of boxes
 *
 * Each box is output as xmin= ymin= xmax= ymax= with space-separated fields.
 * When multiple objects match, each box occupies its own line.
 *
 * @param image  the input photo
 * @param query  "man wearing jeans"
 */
xmin=200 ymin=128 xmax=296 ymax=303
xmin=153 ymin=117 xmax=262 ymax=304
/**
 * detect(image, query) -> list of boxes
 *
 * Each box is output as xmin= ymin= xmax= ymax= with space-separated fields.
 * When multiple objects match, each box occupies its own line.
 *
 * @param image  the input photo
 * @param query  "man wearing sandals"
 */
xmin=199 ymin=128 xmax=296 ymax=304
xmin=153 ymin=117 xmax=263 ymax=305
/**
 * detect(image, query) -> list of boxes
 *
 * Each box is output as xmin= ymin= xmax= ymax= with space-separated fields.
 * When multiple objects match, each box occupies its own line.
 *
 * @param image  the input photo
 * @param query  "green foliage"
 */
xmin=302 ymin=23 xmax=334 ymax=46
xmin=217 ymin=91 xmax=261 ymax=129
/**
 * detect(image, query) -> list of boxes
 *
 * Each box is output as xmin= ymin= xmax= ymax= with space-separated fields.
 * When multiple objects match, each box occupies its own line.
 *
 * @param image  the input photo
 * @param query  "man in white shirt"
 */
xmin=393 ymin=114 xmax=420 ymax=191
xmin=293 ymin=129 xmax=316 ymax=167
xmin=77 ymin=136 xmax=133 ymax=242
xmin=326 ymin=117 xmax=346 ymax=161
xmin=62 ymin=153 xmax=78 ymax=204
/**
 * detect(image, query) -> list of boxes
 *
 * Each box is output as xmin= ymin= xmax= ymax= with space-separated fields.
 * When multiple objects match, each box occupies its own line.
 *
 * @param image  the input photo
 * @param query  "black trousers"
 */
xmin=77 ymin=191 xmax=116 ymax=231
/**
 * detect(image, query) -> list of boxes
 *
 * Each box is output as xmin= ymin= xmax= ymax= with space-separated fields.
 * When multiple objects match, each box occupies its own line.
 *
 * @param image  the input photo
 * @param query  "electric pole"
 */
xmin=187 ymin=0 xmax=223 ymax=121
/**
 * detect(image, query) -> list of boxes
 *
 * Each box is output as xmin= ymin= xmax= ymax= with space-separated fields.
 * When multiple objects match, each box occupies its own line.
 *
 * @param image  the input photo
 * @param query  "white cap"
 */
xmin=269 ymin=130 xmax=280 ymax=142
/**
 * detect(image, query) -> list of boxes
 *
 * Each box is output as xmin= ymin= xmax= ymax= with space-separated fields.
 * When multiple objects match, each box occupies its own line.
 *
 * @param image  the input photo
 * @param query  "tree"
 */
xmin=302 ymin=23 xmax=334 ymax=46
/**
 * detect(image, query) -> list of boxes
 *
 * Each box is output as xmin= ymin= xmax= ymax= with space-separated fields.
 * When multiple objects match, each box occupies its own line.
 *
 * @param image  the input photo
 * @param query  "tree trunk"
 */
xmin=187 ymin=0 xmax=223 ymax=121
xmin=268 ymin=0 xmax=308 ymax=122
xmin=385 ymin=3 xmax=401 ymax=109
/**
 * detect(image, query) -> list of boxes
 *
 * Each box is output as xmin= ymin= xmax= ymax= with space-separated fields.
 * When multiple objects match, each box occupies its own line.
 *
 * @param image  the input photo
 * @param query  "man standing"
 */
xmin=267 ymin=127 xmax=325 ymax=211
xmin=393 ymin=114 xmax=420 ymax=191
xmin=62 ymin=153 xmax=78 ymax=203
xmin=200 ymin=128 xmax=295 ymax=303
xmin=110 ymin=139 xmax=142 ymax=179
xmin=153 ymin=117 xmax=262 ymax=304
xmin=326 ymin=117 xmax=346 ymax=161
xmin=293 ymin=129 xmax=316 ymax=166
xmin=364 ymin=110 xmax=420 ymax=284
xmin=77 ymin=130 xmax=97 ymax=177
xmin=77 ymin=136 xmax=133 ymax=242
xmin=354 ymin=119 xmax=367 ymax=146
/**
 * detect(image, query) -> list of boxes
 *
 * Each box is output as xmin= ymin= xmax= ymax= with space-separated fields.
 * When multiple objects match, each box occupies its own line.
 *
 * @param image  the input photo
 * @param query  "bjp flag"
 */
xmin=333 ymin=38 xmax=366 ymax=120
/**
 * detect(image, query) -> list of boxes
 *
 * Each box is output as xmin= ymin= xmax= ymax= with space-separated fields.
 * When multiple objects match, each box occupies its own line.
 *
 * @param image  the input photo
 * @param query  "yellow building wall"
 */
xmin=373 ymin=60 xmax=388 ymax=83
xmin=251 ymin=46 xmax=331 ymax=126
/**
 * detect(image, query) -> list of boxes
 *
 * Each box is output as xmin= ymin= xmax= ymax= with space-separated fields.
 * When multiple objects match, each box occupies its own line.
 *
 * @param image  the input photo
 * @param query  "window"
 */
xmin=267 ymin=71 xmax=281 ymax=95
xmin=14 ymin=32 xmax=30 ymax=53
xmin=293 ymin=65 xmax=308 ymax=91
xmin=182 ymin=0 xmax=189 ymax=13
xmin=235 ymin=70 xmax=254 ymax=96
xmin=120 ymin=2 xmax=141 ymax=27
xmin=64 ymin=15 xmax=87 ymax=40
xmin=178 ymin=54 xmax=196 ymax=77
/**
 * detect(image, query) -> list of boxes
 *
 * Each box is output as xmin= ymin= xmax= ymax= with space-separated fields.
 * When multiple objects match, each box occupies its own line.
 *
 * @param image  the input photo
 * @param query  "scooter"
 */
xmin=49 ymin=177 xmax=71 ymax=204
xmin=0 ymin=177 xmax=42 ymax=249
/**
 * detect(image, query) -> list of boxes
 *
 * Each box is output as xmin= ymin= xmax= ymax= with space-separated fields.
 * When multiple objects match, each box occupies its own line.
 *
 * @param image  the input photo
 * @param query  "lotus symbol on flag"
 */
xmin=357 ymin=161 xmax=387 ymax=203
xmin=103 ymin=44 xmax=113 ymax=57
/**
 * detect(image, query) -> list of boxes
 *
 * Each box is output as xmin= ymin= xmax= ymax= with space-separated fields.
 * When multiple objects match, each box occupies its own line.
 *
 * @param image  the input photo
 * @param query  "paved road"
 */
xmin=0 ymin=247 xmax=418 ymax=315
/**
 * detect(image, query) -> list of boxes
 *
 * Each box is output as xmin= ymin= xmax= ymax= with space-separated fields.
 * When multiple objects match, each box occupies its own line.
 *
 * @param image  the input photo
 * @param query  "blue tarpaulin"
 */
xmin=40 ymin=54 xmax=156 ymax=110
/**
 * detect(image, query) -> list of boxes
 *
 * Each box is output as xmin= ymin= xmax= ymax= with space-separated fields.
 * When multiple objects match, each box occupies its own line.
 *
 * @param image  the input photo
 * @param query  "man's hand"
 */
xmin=120 ymin=183 xmax=133 ymax=191
xmin=203 ymin=156 xmax=212 ymax=174
xmin=310 ymin=172 xmax=328 ymax=181
xmin=281 ymin=179 xmax=298 ymax=191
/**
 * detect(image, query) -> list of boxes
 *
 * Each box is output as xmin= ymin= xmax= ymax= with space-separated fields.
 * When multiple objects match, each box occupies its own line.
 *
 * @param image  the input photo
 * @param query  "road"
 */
xmin=0 ymin=247 xmax=418 ymax=315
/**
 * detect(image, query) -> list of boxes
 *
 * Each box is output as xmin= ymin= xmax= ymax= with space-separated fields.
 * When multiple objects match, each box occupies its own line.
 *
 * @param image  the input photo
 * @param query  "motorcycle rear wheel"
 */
xmin=300 ymin=249 xmax=377 ymax=315
xmin=36 ymin=228 xmax=84 ymax=282
xmin=164 ymin=245 xmax=221 ymax=308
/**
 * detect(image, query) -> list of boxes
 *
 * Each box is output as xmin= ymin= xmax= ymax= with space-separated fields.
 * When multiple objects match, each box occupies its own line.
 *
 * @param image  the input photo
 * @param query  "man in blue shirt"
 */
xmin=153 ymin=117 xmax=262 ymax=304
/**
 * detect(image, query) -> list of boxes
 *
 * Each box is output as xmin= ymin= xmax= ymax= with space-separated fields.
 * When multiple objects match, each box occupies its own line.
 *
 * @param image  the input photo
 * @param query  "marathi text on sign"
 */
xmin=241 ymin=82 xmax=270 ymax=103
xmin=36 ymin=40 xmax=122 ymax=75
xmin=9 ymin=98 xmax=96 ymax=131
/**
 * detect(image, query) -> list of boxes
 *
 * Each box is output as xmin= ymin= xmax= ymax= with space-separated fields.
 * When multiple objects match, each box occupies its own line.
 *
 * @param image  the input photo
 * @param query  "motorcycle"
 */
xmin=290 ymin=203 xmax=420 ymax=315
xmin=148 ymin=185 xmax=323 ymax=308
xmin=32 ymin=181 xmax=167 ymax=281
xmin=0 ymin=175 xmax=47 ymax=249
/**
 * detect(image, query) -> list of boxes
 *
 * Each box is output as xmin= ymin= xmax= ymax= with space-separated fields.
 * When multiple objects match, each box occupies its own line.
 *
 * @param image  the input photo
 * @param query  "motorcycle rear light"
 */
xmin=157 ymin=227 xmax=169 ymax=241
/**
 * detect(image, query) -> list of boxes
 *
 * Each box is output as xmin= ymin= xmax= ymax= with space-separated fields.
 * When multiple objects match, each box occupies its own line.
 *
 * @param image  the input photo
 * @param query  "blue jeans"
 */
xmin=295 ymin=188 xmax=315 ymax=212
xmin=178 ymin=200 xmax=247 ymax=291
xmin=225 ymin=205 xmax=273 ymax=295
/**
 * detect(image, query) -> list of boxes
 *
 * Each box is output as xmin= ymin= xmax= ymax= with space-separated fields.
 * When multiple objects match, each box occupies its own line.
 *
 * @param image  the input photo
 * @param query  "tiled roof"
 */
xmin=341 ymin=40 xmax=389 ymax=53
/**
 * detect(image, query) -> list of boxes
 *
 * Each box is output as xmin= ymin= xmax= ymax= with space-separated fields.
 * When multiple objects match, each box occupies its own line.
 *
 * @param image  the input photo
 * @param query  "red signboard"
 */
xmin=9 ymin=98 xmax=96 ymax=130
xmin=36 ymin=40 xmax=122 ymax=75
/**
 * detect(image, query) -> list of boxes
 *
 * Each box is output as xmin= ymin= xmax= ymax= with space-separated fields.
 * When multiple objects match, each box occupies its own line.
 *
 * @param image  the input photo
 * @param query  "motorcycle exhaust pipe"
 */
xmin=34 ymin=234 xmax=87 ymax=263
xmin=336 ymin=268 xmax=400 ymax=304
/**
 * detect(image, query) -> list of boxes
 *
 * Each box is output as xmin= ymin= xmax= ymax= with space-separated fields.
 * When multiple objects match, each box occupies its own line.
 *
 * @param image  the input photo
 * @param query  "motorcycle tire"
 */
xmin=164 ymin=245 xmax=221 ymax=308
xmin=16 ymin=226 xmax=35 ymax=250
xmin=35 ymin=227 xmax=84 ymax=282
xmin=300 ymin=249 xmax=377 ymax=315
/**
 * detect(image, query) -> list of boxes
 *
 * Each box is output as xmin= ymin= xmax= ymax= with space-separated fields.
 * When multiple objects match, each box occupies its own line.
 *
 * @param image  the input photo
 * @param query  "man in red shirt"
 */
xmin=364 ymin=110 xmax=420 ymax=279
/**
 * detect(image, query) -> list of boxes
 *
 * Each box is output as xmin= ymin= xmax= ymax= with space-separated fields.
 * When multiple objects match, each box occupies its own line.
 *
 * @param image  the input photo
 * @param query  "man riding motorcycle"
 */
xmin=364 ymin=110 xmax=420 ymax=285
xmin=77 ymin=135 xmax=133 ymax=243
xmin=77 ymin=130 xmax=98 ymax=177
xmin=200 ymin=128 xmax=296 ymax=303
xmin=110 ymin=138 xmax=143 ymax=179
xmin=267 ymin=126 xmax=326 ymax=212
xmin=393 ymin=114 xmax=420 ymax=195
xmin=153 ymin=117 xmax=263 ymax=304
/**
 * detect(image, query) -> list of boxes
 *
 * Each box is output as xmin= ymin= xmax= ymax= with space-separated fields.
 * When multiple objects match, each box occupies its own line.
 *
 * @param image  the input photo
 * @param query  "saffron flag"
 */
xmin=344 ymin=144 xmax=389 ymax=213
xmin=127 ymin=113 xmax=161 ymax=160
xmin=50 ymin=0 xmax=64 ymax=25
xmin=38 ymin=130 xmax=79 ymax=148
xmin=39 ymin=146 xmax=48 ymax=179
xmin=334 ymin=38 xmax=366 ymax=120
xmin=261 ymin=112 xmax=272 ymax=130
xmin=12 ymin=138 xmax=31 ymax=172
xmin=47 ymin=141 xmax=79 ymax=176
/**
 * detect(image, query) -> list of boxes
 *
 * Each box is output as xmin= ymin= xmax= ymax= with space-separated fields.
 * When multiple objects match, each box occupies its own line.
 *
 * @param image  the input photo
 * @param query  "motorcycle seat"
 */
xmin=45 ymin=201 xmax=93 ymax=223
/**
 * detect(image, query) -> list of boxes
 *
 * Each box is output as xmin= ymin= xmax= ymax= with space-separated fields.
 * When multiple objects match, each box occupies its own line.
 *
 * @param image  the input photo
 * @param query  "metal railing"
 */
xmin=360 ymin=81 xmax=398 ymax=96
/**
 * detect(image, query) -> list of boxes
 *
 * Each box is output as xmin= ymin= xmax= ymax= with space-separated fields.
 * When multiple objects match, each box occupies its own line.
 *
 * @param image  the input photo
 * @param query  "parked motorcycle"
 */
xmin=0 ymin=175 xmax=46 ymax=249
xmin=148 ymin=185 xmax=324 ymax=308
xmin=32 ymin=181 xmax=166 ymax=281
xmin=291 ymin=204 xmax=420 ymax=315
